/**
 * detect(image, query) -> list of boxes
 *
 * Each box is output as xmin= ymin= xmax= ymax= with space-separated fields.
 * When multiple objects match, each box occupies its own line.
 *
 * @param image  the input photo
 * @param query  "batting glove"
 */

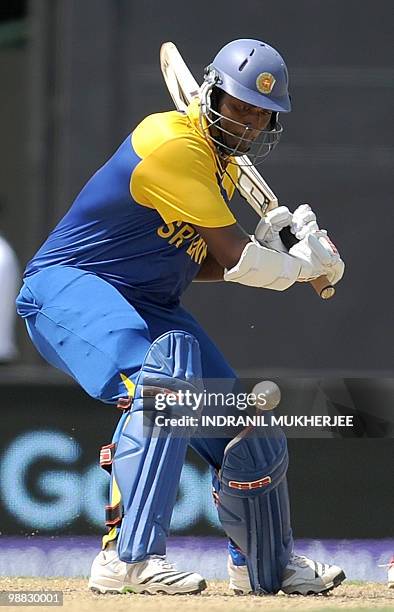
xmin=254 ymin=206 xmax=293 ymax=252
xmin=289 ymin=230 xmax=345 ymax=284
xmin=291 ymin=204 xmax=320 ymax=240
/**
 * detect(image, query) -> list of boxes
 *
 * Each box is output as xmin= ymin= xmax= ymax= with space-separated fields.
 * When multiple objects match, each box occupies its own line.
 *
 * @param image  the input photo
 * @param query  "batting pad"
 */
xmin=217 ymin=428 xmax=293 ymax=593
xmin=114 ymin=330 xmax=203 ymax=563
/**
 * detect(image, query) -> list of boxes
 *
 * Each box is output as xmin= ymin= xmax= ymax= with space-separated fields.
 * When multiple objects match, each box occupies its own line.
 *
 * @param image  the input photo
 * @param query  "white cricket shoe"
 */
xmin=228 ymin=552 xmax=345 ymax=595
xmin=281 ymin=553 xmax=346 ymax=595
xmin=88 ymin=544 xmax=207 ymax=595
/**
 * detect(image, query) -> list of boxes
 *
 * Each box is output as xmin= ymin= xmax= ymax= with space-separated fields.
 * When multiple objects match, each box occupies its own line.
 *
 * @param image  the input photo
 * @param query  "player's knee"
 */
xmin=220 ymin=431 xmax=288 ymax=499
xmin=141 ymin=330 xmax=202 ymax=384
xmin=85 ymin=329 xmax=203 ymax=407
xmin=131 ymin=330 xmax=203 ymax=408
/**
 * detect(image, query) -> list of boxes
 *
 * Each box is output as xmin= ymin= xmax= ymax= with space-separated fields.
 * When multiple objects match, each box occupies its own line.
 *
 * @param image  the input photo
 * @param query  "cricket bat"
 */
xmin=160 ymin=42 xmax=335 ymax=300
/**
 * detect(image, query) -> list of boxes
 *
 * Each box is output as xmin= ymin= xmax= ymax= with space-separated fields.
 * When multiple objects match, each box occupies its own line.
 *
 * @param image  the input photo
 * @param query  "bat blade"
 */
xmin=160 ymin=42 xmax=199 ymax=111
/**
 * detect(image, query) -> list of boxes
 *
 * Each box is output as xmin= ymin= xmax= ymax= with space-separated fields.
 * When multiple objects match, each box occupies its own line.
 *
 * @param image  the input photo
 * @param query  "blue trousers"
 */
xmin=16 ymin=266 xmax=234 ymax=469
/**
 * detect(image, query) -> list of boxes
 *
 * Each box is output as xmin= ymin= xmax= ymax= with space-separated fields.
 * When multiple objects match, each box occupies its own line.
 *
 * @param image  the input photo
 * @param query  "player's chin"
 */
xmin=234 ymin=144 xmax=251 ymax=155
xmin=225 ymin=136 xmax=251 ymax=154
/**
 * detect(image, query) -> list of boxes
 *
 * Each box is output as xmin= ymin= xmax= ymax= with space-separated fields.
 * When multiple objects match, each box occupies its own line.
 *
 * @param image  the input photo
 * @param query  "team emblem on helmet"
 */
xmin=256 ymin=72 xmax=276 ymax=94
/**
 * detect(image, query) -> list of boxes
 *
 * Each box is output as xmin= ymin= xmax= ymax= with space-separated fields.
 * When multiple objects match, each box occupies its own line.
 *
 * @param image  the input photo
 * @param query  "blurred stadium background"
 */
xmin=0 ymin=0 xmax=392 ymax=582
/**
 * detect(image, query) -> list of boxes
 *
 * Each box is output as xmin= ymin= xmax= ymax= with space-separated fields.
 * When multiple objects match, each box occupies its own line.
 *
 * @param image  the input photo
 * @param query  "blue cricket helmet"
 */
xmin=208 ymin=39 xmax=291 ymax=113
xmin=199 ymin=39 xmax=291 ymax=165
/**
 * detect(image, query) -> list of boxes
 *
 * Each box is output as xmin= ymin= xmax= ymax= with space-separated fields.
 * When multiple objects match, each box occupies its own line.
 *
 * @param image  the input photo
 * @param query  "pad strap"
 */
xmin=100 ymin=443 xmax=116 ymax=474
xmin=105 ymin=502 xmax=122 ymax=527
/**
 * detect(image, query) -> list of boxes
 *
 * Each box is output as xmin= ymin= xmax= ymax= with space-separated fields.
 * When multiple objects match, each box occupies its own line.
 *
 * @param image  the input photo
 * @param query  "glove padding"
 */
xmin=255 ymin=206 xmax=293 ymax=252
xmin=289 ymin=230 xmax=345 ymax=285
xmin=291 ymin=204 xmax=319 ymax=240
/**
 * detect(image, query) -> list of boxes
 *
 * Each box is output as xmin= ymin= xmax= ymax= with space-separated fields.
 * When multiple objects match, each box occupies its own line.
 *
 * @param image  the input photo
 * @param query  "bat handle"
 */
xmin=279 ymin=227 xmax=335 ymax=300
xmin=310 ymin=276 xmax=335 ymax=300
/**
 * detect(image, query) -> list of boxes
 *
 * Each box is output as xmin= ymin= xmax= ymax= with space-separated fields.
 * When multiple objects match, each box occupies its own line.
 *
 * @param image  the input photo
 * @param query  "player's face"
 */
xmin=217 ymin=93 xmax=272 ymax=153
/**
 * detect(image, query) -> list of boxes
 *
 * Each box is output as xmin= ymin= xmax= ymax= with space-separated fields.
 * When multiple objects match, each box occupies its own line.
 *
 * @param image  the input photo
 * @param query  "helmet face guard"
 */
xmin=199 ymin=39 xmax=291 ymax=166
xmin=199 ymin=71 xmax=283 ymax=166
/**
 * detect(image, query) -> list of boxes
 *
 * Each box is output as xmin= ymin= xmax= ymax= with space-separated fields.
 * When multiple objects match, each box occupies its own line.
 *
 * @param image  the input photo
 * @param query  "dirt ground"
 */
xmin=0 ymin=578 xmax=393 ymax=612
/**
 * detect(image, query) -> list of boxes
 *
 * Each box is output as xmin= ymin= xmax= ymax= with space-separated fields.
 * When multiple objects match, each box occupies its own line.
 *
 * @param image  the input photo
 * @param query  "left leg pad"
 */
xmin=217 ymin=428 xmax=293 ymax=593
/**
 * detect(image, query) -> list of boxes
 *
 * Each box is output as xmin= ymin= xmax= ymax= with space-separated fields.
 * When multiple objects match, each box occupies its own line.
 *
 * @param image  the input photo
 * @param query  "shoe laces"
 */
xmin=288 ymin=554 xmax=310 ymax=568
xmin=150 ymin=555 xmax=176 ymax=571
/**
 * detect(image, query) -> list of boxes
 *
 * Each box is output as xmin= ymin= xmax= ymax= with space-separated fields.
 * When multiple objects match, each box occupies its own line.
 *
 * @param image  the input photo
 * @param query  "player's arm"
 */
xmin=193 ymin=252 xmax=225 ymax=282
xmin=192 ymin=208 xmax=345 ymax=286
xmin=194 ymin=222 xmax=343 ymax=291
xmin=192 ymin=222 xmax=249 ymax=282
xmin=193 ymin=223 xmax=249 ymax=271
xmin=194 ymin=222 xmax=300 ymax=291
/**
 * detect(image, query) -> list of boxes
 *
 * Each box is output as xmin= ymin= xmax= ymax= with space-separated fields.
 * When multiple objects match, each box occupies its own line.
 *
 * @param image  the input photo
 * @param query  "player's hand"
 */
xmin=289 ymin=230 xmax=345 ymax=284
xmin=254 ymin=206 xmax=292 ymax=252
xmin=291 ymin=204 xmax=319 ymax=240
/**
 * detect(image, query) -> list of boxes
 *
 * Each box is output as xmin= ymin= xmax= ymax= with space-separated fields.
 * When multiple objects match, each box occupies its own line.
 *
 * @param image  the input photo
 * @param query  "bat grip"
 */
xmin=310 ymin=276 xmax=335 ymax=300
xmin=279 ymin=227 xmax=335 ymax=300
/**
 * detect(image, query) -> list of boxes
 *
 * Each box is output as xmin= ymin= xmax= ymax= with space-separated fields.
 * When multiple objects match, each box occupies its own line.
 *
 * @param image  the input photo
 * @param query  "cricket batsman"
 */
xmin=16 ymin=39 xmax=346 ymax=595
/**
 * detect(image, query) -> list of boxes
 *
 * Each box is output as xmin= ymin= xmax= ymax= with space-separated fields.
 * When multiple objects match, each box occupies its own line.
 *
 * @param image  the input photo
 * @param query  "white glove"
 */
xmin=291 ymin=204 xmax=320 ymax=240
xmin=254 ymin=206 xmax=293 ymax=252
xmin=289 ymin=230 xmax=345 ymax=285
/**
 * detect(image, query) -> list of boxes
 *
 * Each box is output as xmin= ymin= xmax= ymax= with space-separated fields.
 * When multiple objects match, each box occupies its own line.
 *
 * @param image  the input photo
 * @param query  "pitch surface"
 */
xmin=0 ymin=578 xmax=393 ymax=611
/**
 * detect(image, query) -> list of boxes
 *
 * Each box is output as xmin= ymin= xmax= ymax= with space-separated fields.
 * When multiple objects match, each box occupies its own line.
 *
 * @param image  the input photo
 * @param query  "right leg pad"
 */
xmin=113 ymin=330 xmax=202 ymax=563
